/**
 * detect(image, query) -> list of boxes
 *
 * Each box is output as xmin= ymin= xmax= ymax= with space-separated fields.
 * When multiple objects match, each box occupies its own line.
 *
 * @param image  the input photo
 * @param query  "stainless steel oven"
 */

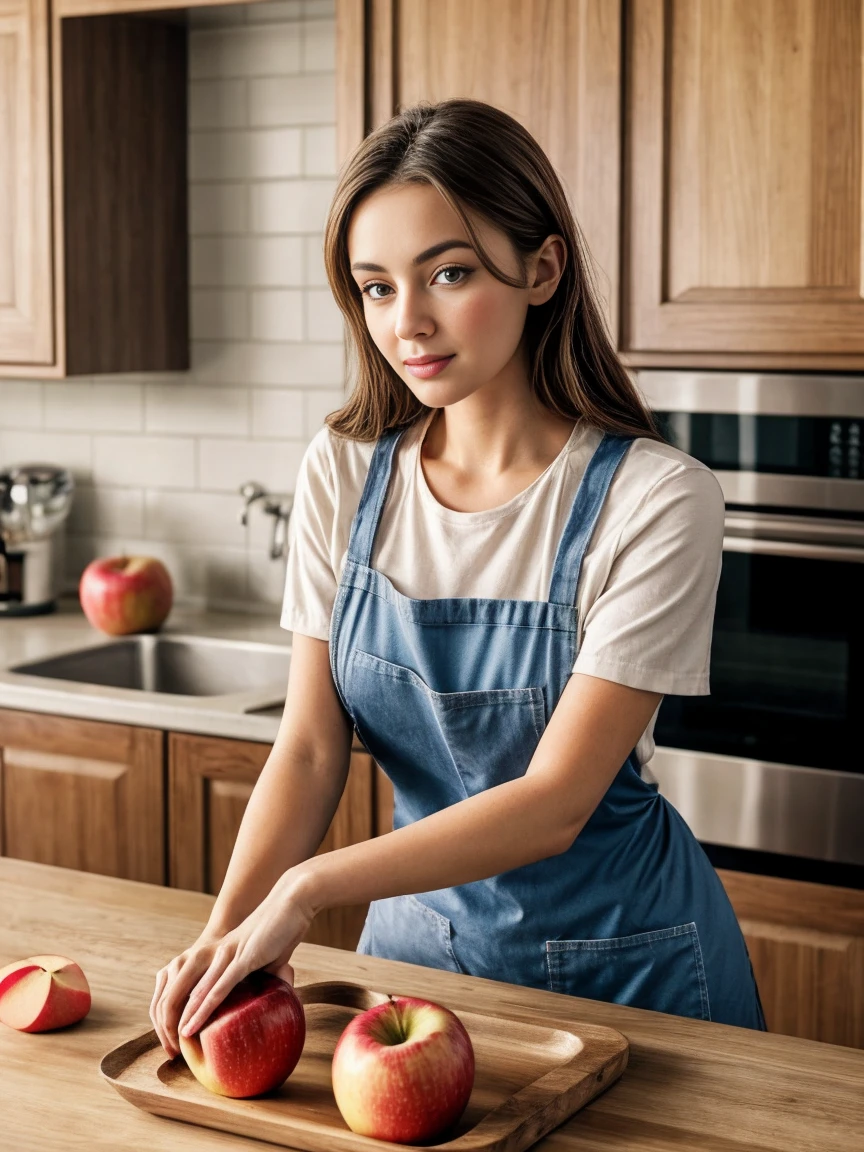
xmin=637 ymin=372 xmax=864 ymax=881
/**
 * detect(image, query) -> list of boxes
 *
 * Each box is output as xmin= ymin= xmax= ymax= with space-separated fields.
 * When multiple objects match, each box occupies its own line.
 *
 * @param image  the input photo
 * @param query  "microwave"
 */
xmin=637 ymin=372 xmax=864 ymax=884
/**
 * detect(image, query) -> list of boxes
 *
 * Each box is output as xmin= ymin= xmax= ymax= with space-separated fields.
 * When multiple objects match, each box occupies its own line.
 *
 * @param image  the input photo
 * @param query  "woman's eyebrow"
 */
xmin=351 ymin=240 xmax=474 ymax=273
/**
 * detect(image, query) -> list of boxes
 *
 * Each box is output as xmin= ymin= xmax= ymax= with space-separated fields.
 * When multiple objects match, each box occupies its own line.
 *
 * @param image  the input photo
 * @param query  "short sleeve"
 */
xmin=572 ymin=465 xmax=725 ymax=695
xmin=280 ymin=430 xmax=340 ymax=640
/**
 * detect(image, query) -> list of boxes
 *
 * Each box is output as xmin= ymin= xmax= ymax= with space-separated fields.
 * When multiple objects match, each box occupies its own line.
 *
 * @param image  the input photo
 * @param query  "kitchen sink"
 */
xmin=10 ymin=634 xmax=292 ymax=698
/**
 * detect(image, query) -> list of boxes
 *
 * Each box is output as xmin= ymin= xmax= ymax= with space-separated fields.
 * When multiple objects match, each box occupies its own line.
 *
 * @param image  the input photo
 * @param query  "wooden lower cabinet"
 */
xmin=168 ymin=732 xmax=376 ymax=951
xmin=0 ymin=707 xmax=164 ymax=883
xmin=718 ymin=869 xmax=864 ymax=1049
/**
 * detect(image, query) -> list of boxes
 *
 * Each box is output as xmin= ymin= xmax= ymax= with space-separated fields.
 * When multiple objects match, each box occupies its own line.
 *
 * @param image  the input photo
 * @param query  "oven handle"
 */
xmin=723 ymin=536 xmax=864 ymax=562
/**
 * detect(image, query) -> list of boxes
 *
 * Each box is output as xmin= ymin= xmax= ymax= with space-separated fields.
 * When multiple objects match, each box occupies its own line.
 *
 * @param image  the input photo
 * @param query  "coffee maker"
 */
xmin=0 ymin=464 xmax=75 ymax=615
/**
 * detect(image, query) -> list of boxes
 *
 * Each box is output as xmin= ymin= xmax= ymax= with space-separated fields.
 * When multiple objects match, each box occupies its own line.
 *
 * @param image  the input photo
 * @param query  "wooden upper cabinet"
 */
xmin=0 ymin=0 xmax=53 ymax=365
xmin=0 ymin=707 xmax=164 ymax=883
xmin=624 ymin=0 xmax=864 ymax=369
xmin=0 ymin=5 xmax=188 ymax=376
xmin=338 ymin=0 xmax=623 ymax=339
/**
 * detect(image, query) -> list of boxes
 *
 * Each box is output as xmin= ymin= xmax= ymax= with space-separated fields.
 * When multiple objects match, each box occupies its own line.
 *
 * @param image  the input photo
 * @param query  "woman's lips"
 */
xmin=404 ymin=355 xmax=455 ymax=379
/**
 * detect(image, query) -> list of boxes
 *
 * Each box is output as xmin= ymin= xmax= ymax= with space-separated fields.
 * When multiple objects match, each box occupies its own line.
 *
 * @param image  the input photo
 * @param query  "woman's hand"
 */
xmin=149 ymin=868 xmax=318 ymax=1058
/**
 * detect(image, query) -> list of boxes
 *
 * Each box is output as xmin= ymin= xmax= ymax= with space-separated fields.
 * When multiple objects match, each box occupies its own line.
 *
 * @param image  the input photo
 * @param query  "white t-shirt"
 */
xmin=280 ymin=410 xmax=726 ymax=766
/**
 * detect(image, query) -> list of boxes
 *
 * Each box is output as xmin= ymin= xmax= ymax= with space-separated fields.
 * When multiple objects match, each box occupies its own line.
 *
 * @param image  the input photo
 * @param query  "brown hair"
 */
xmin=323 ymin=98 xmax=663 ymax=444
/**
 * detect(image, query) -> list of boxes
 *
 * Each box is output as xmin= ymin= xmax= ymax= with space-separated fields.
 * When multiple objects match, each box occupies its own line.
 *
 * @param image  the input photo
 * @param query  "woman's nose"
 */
xmin=393 ymin=288 xmax=434 ymax=342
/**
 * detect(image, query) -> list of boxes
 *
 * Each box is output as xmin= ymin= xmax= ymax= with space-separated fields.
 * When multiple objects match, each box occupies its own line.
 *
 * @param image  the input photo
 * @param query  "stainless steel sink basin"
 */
xmin=10 ymin=634 xmax=292 ymax=698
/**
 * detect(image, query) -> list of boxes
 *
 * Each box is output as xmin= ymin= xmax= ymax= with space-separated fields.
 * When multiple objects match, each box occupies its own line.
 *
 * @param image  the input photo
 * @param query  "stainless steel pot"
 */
xmin=0 ymin=464 xmax=75 ymax=615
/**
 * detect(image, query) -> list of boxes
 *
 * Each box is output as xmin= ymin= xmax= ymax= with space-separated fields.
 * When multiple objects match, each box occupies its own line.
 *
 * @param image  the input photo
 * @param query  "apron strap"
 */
xmin=548 ymin=432 xmax=635 ymax=607
xmin=345 ymin=426 xmax=405 ymax=568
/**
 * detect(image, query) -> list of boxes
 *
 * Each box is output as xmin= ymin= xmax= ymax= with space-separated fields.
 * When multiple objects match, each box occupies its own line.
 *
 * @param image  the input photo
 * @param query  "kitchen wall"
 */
xmin=0 ymin=0 xmax=342 ymax=615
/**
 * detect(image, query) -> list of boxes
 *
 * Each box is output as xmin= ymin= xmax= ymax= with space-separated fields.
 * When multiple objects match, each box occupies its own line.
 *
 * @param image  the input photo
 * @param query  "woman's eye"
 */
xmin=360 ymin=265 xmax=471 ymax=301
xmin=433 ymin=264 xmax=470 ymax=285
xmin=362 ymin=282 xmax=392 ymax=301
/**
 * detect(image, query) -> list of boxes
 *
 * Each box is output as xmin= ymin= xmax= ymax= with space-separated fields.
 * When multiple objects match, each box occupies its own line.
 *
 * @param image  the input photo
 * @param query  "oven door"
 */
xmin=650 ymin=512 xmax=864 ymax=866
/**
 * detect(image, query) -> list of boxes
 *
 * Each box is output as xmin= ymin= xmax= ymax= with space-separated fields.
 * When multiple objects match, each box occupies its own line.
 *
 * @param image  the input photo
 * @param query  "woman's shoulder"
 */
xmin=299 ymin=423 xmax=377 ymax=496
xmin=565 ymin=425 xmax=725 ymax=532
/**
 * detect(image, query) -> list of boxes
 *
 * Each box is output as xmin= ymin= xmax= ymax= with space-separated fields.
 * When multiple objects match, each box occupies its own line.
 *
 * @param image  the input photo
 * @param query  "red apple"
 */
xmin=0 ymin=955 xmax=91 ymax=1032
xmin=178 ymin=971 xmax=306 ymax=1098
xmin=332 ymin=996 xmax=475 ymax=1143
xmin=79 ymin=555 xmax=173 ymax=636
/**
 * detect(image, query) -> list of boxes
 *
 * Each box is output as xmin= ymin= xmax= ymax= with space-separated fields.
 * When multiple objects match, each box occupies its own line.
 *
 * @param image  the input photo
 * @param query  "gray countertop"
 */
xmin=0 ymin=596 xmax=290 ymax=744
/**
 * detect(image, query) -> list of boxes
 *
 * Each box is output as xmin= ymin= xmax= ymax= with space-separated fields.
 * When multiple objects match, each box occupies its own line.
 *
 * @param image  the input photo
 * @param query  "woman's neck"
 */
xmin=418 ymin=399 xmax=578 ymax=514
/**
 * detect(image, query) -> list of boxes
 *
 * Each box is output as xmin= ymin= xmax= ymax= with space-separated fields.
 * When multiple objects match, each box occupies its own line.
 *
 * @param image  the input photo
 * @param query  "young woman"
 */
xmin=151 ymin=99 xmax=765 ymax=1056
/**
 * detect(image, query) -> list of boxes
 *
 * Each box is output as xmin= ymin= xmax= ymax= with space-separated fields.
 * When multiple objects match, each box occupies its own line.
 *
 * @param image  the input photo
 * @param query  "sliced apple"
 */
xmin=0 ymin=955 xmax=91 ymax=1032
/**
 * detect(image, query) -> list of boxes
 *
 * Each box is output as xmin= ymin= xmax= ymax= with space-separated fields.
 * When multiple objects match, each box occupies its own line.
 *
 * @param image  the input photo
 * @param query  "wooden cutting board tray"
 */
xmin=100 ymin=979 xmax=629 ymax=1151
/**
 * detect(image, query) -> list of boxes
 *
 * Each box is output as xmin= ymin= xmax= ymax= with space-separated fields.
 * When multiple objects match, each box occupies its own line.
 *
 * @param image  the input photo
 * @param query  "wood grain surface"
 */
xmin=101 ymin=980 xmax=628 ymax=1151
xmin=1 ymin=857 xmax=863 ymax=1151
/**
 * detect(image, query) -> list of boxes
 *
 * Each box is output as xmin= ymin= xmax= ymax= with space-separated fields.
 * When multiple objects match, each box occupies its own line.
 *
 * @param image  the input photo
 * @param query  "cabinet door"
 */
xmin=718 ymin=869 xmax=864 ymax=1048
xmin=0 ymin=0 xmax=53 ymax=364
xmin=0 ymin=708 xmax=164 ymax=882
xmin=624 ymin=0 xmax=864 ymax=369
xmin=168 ymin=733 xmax=375 ymax=951
xmin=339 ymin=0 xmax=622 ymax=339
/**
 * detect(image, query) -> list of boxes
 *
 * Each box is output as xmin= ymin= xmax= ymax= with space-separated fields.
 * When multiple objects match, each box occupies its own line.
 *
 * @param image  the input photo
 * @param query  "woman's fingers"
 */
xmin=153 ymin=946 xmax=215 ymax=1058
xmin=179 ymin=952 xmax=243 ymax=1039
xmin=264 ymin=958 xmax=295 ymax=986
xmin=149 ymin=967 xmax=170 ymax=1051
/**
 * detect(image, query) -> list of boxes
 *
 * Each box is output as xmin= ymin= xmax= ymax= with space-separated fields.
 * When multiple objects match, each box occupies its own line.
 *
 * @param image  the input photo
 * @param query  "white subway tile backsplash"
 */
xmin=305 ymin=288 xmax=344 ymax=342
xmin=191 ymin=341 xmax=343 ymax=387
xmin=303 ymin=0 xmax=335 ymax=17
xmin=26 ymin=11 xmax=341 ymax=611
xmin=190 ymin=24 xmax=302 ymax=81
xmin=199 ymin=437 xmax=306 ymax=493
xmin=304 ymin=235 xmax=329 ymax=286
xmin=144 ymin=489 xmax=245 ymax=546
xmin=251 ymin=388 xmax=305 ymax=437
xmin=191 ymin=236 xmax=304 ymax=288
xmin=303 ymin=18 xmax=335 ymax=72
xmin=304 ymin=388 xmax=344 ymax=437
xmin=247 ymin=1 xmax=304 ymax=23
xmin=302 ymin=126 xmax=337 ymax=176
xmin=250 ymin=179 xmax=335 ymax=233
xmin=249 ymin=73 xmax=334 ymax=127
xmin=44 ymin=382 xmax=143 ymax=432
xmin=93 ymin=437 xmax=195 ymax=489
xmin=145 ymin=383 xmax=250 ymax=436
xmin=0 ymin=381 xmax=43 ymax=428
xmin=189 ymin=80 xmax=248 ymax=130
xmin=0 ymin=431 xmax=92 ymax=480
xmin=68 ymin=485 xmax=145 ymax=538
xmin=247 ymin=549 xmax=291 ymax=606
xmin=191 ymin=289 xmax=249 ymax=341
xmin=250 ymin=290 xmax=304 ymax=341
xmin=189 ymin=184 xmax=248 ymax=235
xmin=189 ymin=127 xmax=303 ymax=181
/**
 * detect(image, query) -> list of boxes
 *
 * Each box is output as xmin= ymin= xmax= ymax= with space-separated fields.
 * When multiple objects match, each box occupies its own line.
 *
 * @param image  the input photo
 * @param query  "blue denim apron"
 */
xmin=330 ymin=425 xmax=766 ymax=1030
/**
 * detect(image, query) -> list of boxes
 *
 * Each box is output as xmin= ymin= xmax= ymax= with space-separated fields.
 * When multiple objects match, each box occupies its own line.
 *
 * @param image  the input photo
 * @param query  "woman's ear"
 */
xmin=528 ymin=234 xmax=567 ymax=305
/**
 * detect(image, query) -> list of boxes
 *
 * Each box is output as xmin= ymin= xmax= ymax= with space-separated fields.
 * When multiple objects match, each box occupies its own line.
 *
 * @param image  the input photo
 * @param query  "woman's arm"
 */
xmin=203 ymin=633 xmax=354 ymax=937
xmin=175 ymin=670 xmax=661 ymax=1041
xmin=150 ymin=633 xmax=352 ymax=1058
xmin=291 ymin=672 xmax=662 ymax=913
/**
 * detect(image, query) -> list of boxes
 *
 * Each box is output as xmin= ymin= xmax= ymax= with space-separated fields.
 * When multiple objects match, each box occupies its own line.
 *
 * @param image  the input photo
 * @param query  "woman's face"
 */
xmin=346 ymin=182 xmax=563 ymax=410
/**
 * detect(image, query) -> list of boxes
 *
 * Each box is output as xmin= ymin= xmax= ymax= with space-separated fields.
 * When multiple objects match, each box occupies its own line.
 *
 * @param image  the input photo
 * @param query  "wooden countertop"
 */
xmin=2 ymin=859 xmax=862 ymax=1151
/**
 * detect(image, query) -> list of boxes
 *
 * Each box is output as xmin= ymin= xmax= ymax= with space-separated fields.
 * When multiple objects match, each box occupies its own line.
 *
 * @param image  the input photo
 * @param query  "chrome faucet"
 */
xmin=238 ymin=482 xmax=294 ymax=560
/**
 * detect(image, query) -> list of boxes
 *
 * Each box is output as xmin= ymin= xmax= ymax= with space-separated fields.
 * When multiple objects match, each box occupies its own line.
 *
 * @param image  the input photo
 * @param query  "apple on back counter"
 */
xmin=79 ymin=555 xmax=173 ymax=636
xmin=332 ymin=995 xmax=475 ymax=1144
xmin=0 ymin=955 xmax=91 ymax=1032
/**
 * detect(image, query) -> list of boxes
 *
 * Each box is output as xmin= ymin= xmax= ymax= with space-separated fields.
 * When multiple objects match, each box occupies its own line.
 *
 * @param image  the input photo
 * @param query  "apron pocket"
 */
xmin=351 ymin=649 xmax=546 ymax=795
xmin=356 ymin=894 xmax=466 ymax=976
xmin=546 ymin=922 xmax=711 ymax=1021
